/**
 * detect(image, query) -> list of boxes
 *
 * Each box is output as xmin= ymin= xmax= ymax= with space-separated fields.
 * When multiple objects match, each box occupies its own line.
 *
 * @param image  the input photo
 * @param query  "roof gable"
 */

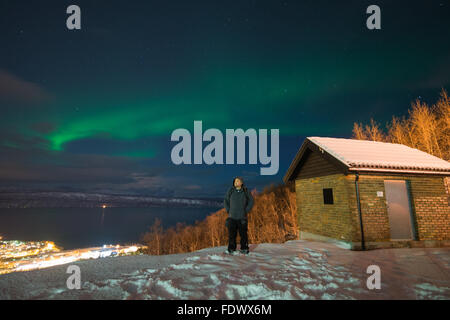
xmin=294 ymin=148 xmax=342 ymax=179
xmin=283 ymin=138 xmax=349 ymax=183
xmin=284 ymin=137 xmax=450 ymax=182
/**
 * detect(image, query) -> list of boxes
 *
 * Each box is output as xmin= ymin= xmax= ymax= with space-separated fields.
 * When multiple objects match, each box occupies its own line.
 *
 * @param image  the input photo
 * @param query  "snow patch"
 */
xmin=2 ymin=241 xmax=449 ymax=300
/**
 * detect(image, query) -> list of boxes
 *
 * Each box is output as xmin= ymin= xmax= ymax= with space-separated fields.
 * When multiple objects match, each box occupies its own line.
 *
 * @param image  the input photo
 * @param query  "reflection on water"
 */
xmin=100 ymin=206 xmax=105 ymax=228
xmin=0 ymin=206 xmax=221 ymax=250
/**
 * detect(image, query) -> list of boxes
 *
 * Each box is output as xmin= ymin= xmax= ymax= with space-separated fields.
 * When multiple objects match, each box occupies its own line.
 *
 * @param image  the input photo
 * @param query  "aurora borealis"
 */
xmin=1 ymin=0 xmax=449 ymax=197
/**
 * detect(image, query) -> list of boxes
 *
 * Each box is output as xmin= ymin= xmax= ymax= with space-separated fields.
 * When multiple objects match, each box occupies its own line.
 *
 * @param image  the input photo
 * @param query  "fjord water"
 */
xmin=0 ymin=206 xmax=221 ymax=250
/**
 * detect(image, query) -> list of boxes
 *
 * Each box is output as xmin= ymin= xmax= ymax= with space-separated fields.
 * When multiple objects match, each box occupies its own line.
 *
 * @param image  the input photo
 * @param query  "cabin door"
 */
xmin=384 ymin=180 xmax=414 ymax=240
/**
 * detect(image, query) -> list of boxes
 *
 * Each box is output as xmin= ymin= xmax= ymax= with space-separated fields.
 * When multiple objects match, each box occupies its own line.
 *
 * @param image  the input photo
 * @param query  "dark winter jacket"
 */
xmin=224 ymin=177 xmax=254 ymax=221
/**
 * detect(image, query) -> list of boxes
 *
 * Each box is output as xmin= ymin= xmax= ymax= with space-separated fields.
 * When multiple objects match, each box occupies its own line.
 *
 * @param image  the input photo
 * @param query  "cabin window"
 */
xmin=323 ymin=188 xmax=334 ymax=204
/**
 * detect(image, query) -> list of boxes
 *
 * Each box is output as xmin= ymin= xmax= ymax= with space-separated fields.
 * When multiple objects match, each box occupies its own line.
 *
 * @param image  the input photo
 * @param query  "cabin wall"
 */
xmin=344 ymin=174 xmax=391 ymax=243
xmin=295 ymin=174 xmax=355 ymax=242
xmin=346 ymin=173 xmax=450 ymax=242
xmin=295 ymin=171 xmax=450 ymax=246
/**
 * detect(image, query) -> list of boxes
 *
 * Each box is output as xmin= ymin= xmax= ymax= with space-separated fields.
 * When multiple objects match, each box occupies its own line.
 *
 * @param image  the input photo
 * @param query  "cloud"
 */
xmin=0 ymin=129 xmax=51 ymax=150
xmin=31 ymin=122 xmax=57 ymax=134
xmin=183 ymin=184 xmax=202 ymax=190
xmin=0 ymin=145 xmax=154 ymax=188
xmin=0 ymin=69 xmax=51 ymax=104
xmin=0 ymin=129 xmax=185 ymax=196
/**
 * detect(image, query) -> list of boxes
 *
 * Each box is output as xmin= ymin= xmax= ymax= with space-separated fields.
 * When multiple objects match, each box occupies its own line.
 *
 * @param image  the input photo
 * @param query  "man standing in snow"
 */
xmin=224 ymin=176 xmax=254 ymax=254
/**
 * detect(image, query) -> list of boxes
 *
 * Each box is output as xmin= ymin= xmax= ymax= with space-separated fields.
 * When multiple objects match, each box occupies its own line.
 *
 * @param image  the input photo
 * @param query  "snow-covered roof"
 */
xmin=284 ymin=137 xmax=450 ymax=182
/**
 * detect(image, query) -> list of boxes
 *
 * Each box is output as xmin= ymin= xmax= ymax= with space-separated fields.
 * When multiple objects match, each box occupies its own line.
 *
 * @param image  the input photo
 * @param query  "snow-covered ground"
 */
xmin=0 ymin=240 xmax=449 ymax=299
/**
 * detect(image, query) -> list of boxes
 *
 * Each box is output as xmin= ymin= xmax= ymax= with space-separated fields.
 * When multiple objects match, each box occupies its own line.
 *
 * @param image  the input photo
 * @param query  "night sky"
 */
xmin=1 ymin=0 xmax=449 ymax=198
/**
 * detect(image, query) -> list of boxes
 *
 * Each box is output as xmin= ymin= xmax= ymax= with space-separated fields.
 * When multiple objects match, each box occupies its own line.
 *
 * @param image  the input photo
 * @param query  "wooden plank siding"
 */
xmin=294 ymin=148 xmax=342 ymax=179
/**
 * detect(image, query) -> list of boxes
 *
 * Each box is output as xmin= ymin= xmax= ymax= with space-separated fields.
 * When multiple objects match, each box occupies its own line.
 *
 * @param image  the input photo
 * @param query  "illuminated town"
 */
xmin=0 ymin=236 xmax=147 ymax=275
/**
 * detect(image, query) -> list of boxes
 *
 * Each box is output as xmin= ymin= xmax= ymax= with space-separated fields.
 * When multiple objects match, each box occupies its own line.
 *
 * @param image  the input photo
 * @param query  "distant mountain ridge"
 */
xmin=0 ymin=191 xmax=223 ymax=208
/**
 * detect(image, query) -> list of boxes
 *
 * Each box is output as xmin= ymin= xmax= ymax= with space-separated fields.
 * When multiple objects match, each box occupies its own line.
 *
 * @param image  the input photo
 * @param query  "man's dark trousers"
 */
xmin=227 ymin=218 xmax=249 ymax=251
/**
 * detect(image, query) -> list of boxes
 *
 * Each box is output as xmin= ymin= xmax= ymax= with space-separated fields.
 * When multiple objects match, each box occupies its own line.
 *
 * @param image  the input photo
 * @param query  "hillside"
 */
xmin=0 ymin=240 xmax=448 ymax=300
